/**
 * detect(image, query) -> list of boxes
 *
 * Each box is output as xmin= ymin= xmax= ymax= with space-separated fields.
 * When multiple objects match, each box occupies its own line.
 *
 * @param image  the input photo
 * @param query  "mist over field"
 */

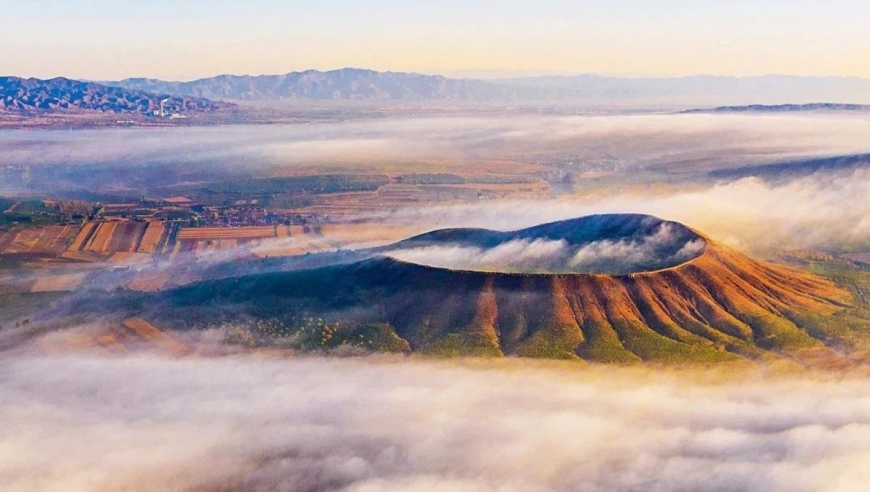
xmin=3 ymin=112 xmax=870 ymax=254
xmin=2 ymin=340 xmax=870 ymax=492
xmin=3 ymin=113 xmax=870 ymax=194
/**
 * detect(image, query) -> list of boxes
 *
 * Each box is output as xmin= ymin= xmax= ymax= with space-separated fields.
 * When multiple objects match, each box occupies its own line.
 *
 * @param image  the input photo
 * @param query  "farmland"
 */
xmin=61 ymin=221 xmax=161 ymax=262
xmin=30 ymin=273 xmax=87 ymax=292
xmin=0 ymin=225 xmax=78 ymax=256
xmin=0 ymin=154 xmax=577 ymax=298
xmin=137 ymin=222 xmax=167 ymax=254
xmin=177 ymin=226 xmax=277 ymax=241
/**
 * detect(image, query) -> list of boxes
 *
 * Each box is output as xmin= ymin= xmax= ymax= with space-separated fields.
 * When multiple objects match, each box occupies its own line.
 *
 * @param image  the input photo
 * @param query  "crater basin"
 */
xmin=383 ymin=214 xmax=707 ymax=276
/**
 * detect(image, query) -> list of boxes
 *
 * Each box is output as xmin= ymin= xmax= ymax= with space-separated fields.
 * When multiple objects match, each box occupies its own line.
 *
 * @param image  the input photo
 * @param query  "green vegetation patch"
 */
xmin=616 ymin=319 xmax=739 ymax=363
xmin=0 ymin=292 xmax=65 ymax=325
xmin=515 ymin=321 xmax=585 ymax=360
xmin=792 ymin=258 xmax=870 ymax=353
xmin=216 ymin=316 xmax=412 ymax=354
xmin=419 ymin=332 xmax=504 ymax=358
xmin=0 ymin=198 xmax=61 ymax=228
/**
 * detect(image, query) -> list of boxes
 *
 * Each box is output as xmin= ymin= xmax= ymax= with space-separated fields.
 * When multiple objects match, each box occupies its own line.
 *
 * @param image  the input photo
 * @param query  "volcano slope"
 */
xmin=157 ymin=214 xmax=852 ymax=364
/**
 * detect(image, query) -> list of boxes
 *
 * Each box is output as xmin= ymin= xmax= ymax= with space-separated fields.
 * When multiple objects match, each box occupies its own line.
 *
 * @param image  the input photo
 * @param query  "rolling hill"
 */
xmin=0 ymin=76 xmax=235 ymax=115
xmin=683 ymin=103 xmax=870 ymax=114
xmin=148 ymin=214 xmax=854 ymax=364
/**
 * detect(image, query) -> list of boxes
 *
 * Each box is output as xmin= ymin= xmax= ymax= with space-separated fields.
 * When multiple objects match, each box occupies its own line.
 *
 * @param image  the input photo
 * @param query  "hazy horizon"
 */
xmin=13 ymin=68 xmax=870 ymax=84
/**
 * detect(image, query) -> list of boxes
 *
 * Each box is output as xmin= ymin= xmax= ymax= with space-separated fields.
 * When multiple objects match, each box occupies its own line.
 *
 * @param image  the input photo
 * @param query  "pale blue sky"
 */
xmin=3 ymin=0 xmax=868 ymax=80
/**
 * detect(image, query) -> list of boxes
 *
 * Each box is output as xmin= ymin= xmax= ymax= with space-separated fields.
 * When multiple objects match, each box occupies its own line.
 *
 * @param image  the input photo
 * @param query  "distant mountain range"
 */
xmin=107 ymin=68 xmax=551 ymax=102
xmin=0 ymin=76 xmax=235 ymax=115
xmin=683 ymin=103 xmax=870 ymax=114
xmin=5 ymin=70 xmax=870 ymax=114
xmin=105 ymin=69 xmax=870 ymax=105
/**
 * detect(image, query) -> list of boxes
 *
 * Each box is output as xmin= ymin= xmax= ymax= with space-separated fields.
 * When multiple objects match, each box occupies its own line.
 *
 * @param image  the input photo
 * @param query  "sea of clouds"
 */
xmin=2 ymin=348 xmax=870 ymax=492
xmin=4 ymin=111 xmax=870 ymax=492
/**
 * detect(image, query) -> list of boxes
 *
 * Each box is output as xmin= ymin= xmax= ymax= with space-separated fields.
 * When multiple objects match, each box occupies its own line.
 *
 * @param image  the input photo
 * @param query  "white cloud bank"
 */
xmin=2 ymin=351 xmax=870 ymax=492
xmin=385 ymin=238 xmax=570 ymax=273
xmin=385 ymin=168 xmax=870 ymax=253
xmin=3 ymin=112 xmax=870 ymax=174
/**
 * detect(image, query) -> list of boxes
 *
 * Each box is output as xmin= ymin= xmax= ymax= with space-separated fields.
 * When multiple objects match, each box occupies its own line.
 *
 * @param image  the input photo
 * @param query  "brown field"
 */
xmin=107 ymin=252 xmax=152 ymax=264
xmin=127 ymin=272 xmax=173 ymax=292
xmin=137 ymin=222 xmax=166 ymax=253
xmin=68 ymin=223 xmax=96 ymax=252
xmin=318 ymin=223 xmax=424 ymax=245
xmin=121 ymin=317 xmax=189 ymax=355
xmin=64 ymin=221 xmax=161 ymax=258
xmin=166 ymin=226 xmax=281 ymax=257
xmin=60 ymin=250 xmax=107 ymax=262
xmin=107 ymin=222 xmax=147 ymax=252
xmin=0 ymin=230 xmax=19 ymax=253
xmin=0 ymin=226 xmax=78 ymax=255
xmin=48 ymin=318 xmax=190 ymax=355
xmin=177 ymin=226 xmax=277 ymax=240
xmin=85 ymin=222 xmax=118 ymax=253
xmin=171 ymin=238 xmax=252 ymax=256
xmin=30 ymin=273 xmax=88 ymax=292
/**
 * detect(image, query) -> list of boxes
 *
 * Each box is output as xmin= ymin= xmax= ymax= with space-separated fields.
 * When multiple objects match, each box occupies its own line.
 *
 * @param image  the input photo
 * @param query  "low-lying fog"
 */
xmin=3 ymin=112 xmax=870 ymax=255
xmin=2 ymin=343 xmax=870 ymax=492
xmin=385 ymin=222 xmax=706 ymax=275
xmin=3 ymin=112 xmax=870 ymax=195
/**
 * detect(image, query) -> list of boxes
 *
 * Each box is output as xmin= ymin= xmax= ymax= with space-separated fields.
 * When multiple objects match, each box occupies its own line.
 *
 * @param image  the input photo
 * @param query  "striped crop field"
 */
xmin=67 ymin=223 xmax=97 ymax=252
xmin=136 ymin=222 xmax=166 ymax=253
xmin=107 ymin=222 xmax=148 ymax=253
xmin=85 ymin=222 xmax=118 ymax=253
xmin=177 ymin=226 xmax=277 ymax=240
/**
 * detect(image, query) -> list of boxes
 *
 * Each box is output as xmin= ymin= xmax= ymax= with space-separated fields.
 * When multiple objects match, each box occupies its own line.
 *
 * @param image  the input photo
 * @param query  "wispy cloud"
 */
xmin=2 ymin=349 xmax=870 ymax=492
xmin=384 ymin=222 xmax=705 ymax=274
xmin=385 ymin=238 xmax=569 ymax=273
